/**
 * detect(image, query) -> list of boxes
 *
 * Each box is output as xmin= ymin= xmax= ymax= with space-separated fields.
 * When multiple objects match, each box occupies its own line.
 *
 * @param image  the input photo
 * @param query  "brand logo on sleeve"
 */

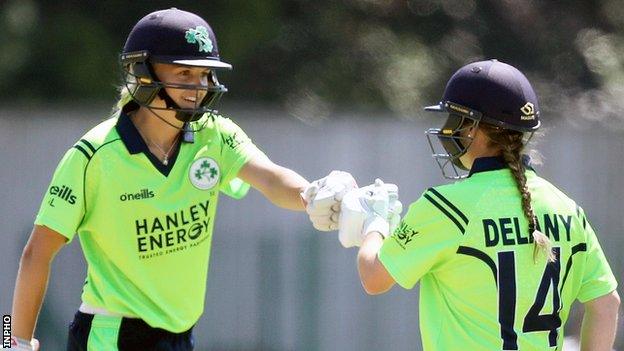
xmin=222 ymin=132 xmax=245 ymax=150
xmin=189 ymin=157 xmax=220 ymax=190
xmin=392 ymin=222 xmax=419 ymax=249
xmin=49 ymin=185 xmax=76 ymax=205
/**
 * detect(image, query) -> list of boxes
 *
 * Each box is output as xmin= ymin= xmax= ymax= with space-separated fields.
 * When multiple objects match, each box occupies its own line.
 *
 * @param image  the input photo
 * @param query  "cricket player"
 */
xmin=339 ymin=60 xmax=620 ymax=350
xmin=10 ymin=8 xmax=357 ymax=350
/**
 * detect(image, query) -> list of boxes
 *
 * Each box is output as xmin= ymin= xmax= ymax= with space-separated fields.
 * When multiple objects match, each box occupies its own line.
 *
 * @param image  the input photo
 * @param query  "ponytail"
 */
xmin=481 ymin=124 xmax=555 ymax=263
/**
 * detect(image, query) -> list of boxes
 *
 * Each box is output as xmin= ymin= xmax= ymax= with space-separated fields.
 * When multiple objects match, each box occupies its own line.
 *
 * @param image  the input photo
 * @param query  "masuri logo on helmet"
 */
xmin=520 ymin=102 xmax=536 ymax=120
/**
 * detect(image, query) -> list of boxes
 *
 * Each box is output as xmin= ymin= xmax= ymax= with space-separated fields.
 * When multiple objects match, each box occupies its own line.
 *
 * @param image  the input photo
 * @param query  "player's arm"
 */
xmin=358 ymin=232 xmax=396 ymax=295
xmin=338 ymin=179 xmax=400 ymax=294
xmin=238 ymin=153 xmax=309 ymax=211
xmin=579 ymin=290 xmax=620 ymax=351
xmin=219 ymin=117 xmax=356 ymax=221
xmin=12 ymin=225 xmax=68 ymax=341
xmin=575 ymin=208 xmax=620 ymax=350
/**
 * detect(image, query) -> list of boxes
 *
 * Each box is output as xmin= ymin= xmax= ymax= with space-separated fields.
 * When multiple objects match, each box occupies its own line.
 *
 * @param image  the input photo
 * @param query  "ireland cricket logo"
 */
xmin=185 ymin=26 xmax=213 ymax=53
xmin=189 ymin=157 xmax=220 ymax=190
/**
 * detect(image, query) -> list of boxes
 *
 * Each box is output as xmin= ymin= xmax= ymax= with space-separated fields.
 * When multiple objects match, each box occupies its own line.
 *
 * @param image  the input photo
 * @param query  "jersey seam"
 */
xmin=73 ymin=144 xmax=92 ymax=160
xmin=423 ymin=191 xmax=468 ymax=235
xmin=79 ymin=138 xmax=122 ymax=224
xmin=425 ymin=186 xmax=474 ymax=262
xmin=427 ymin=188 xmax=469 ymax=223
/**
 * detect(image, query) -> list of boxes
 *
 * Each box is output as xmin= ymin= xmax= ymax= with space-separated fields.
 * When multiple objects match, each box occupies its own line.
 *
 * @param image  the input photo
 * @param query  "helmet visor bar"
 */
xmin=121 ymin=63 xmax=227 ymax=118
xmin=425 ymin=101 xmax=483 ymax=120
xmin=424 ymin=114 xmax=479 ymax=179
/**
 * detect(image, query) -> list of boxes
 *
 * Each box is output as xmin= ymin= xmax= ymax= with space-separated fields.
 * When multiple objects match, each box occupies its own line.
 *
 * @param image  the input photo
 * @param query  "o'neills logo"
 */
xmin=120 ymin=188 xmax=155 ymax=202
xmin=49 ymin=185 xmax=76 ymax=205
xmin=135 ymin=200 xmax=212 ymax=259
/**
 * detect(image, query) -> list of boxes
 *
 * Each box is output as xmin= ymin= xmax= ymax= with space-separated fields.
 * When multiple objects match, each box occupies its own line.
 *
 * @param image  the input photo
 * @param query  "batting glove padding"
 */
xmin=302 ymin=170 xmax=358 ymax=231
xmin=339 ymin=179 xmax=402 ymax=248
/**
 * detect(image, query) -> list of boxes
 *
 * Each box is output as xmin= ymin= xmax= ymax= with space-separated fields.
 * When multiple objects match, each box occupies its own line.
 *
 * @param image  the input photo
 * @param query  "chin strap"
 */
xmin=157 ymin=89 xmax=177 ymax=110
xmin=155 ymin=79 xmax=201 ymax=123
xmin=145 ymin=61 xmax=199 ymax=123
xmin=122 ymin=61 xmax=223 ymax=134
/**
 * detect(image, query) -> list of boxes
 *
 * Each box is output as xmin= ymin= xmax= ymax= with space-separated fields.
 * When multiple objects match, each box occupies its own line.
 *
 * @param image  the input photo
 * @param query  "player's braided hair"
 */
xmin=480 ymin=123 xmax=555 ymax=263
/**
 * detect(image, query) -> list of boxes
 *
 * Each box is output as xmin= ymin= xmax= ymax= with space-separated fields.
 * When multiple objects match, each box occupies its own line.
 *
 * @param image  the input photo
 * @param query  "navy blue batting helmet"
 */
xmin=424 ymin=60 xmax=540 ymax=179
xmin=425 ymin=59 xmax=540 ymax=132
xmin=119 ymin=8 xmax=230 ymax=123
xmin=122 ymin=8 xmax=231 ymax=69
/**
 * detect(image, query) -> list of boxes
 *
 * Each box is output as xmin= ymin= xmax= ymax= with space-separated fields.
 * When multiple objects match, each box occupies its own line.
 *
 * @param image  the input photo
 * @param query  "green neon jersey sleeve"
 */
xmin=34 ymin=143 xmax=91 ymax=241
xmin=221 ymin=177 xmax=251 ymax=199
xmin=214 ymin=116 xmax=263 ymax=190
xmin=379 ymin=189 xmax=465 ymax=289
xmin=576 ymin=209 xmax=618 ymax=302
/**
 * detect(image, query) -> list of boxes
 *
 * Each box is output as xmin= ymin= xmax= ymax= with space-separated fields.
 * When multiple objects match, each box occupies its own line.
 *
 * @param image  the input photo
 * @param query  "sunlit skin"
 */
xmin=131 ymin=63 xmax=213 ymax=161
xmin=458 ymin=125 xmax=502 ymax=169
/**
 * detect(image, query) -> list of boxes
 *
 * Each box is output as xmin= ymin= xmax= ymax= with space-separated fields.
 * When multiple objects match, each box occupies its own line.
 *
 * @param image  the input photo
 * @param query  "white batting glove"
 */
xmin=10 ymin=337 xmax=39 ymax=351
xmin=387 ymin=188 xmax=403 ymax=235
xmin=302 ymin=171 xmax=358 ymax=231
xmin=338 ymin=179 xmax=402 ymax=248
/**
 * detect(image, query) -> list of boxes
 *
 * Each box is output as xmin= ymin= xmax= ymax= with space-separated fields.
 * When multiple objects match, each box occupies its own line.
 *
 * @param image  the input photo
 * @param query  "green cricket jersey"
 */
xmin=379 ymin=157 xmax=617 ymax=350
xmin=35 ymin=111 xmax=262 ymax=332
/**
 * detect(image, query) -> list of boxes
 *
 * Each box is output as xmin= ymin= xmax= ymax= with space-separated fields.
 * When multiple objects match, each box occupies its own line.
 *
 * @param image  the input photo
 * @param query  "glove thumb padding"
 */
xmin=300 ymin=183 xmax=318 ymax=204
xmin=305 ymin=170 xmax=358 ymax=232
xmin=339 ymin=178 xmax=399 ymax=247
xmin=388 ymin=199 xmax=403 ymax=234
xmin=339 ymin=188 xmax=368 ymax=247
xmin=368 ymin=179 xmax=390 ymax=216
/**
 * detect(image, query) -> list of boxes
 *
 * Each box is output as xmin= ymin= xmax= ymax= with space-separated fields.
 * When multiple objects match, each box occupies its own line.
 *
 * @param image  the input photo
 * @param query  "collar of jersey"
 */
xmin=468 ymin=155 xmax=534 ymax=177
xmin=116 ymin=111 xmax=148 ymax=155
xmin=115 ymin=112 xmax=182 ymax=177
xmin=116 ymin=112 xmax=183 ymax=156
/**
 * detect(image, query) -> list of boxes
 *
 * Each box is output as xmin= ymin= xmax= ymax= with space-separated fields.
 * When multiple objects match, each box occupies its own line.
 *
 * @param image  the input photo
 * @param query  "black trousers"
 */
xmin=67 ymin=311 xmax=194 ymax=351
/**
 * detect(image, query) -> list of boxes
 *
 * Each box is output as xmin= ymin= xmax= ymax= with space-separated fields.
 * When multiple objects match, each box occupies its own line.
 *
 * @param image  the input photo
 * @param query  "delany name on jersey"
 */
xmin=484 ymin=213 xmax=573 ymax=247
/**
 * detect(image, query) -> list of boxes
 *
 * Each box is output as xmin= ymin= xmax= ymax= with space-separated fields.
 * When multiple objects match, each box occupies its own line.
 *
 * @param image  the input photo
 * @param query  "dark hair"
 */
xmin=480 ymin=123 xmax=555 ymax=262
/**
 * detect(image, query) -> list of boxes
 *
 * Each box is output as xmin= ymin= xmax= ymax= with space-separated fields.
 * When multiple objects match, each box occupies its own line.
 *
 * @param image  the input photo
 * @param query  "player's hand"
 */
xmin=338 ymin=179 xmax=402 ymax=248
xmin=10 ymin=337 xmax=39 ymax=351
xmin=301 ymin=171 xmax=358 ymax=231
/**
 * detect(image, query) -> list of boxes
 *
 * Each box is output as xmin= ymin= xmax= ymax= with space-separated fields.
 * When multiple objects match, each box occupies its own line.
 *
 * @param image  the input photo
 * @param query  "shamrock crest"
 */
xmin=185 ymin=26 xmax=214 ymax=53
